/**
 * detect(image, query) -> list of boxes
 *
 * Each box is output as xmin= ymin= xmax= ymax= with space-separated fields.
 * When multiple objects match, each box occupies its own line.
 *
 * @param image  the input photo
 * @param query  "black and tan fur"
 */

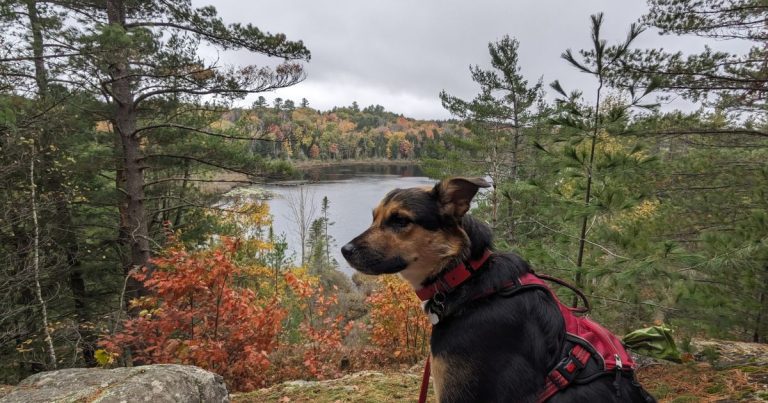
xmin=342 ymin=177 xmax=655 ymax=403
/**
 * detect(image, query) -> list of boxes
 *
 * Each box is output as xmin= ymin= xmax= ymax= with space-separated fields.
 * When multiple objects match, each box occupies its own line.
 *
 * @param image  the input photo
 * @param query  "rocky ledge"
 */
xmin=0 ymin=364 xmax=228 ymax=403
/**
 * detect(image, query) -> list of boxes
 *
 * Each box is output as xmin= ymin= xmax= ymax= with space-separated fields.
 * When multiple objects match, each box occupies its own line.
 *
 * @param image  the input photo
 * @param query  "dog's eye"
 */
xmin=387 ymin=214 xmax=412 ymax=229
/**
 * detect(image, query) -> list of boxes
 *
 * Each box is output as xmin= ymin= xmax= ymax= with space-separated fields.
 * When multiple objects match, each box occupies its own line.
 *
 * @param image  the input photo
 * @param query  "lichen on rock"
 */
xmin=0 ymin=364 xmax=229 ymax=403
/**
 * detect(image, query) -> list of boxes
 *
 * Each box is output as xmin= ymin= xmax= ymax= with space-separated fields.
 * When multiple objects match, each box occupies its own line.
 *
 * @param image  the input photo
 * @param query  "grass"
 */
xmin=232 ymin=371 xmax=433 ymax=403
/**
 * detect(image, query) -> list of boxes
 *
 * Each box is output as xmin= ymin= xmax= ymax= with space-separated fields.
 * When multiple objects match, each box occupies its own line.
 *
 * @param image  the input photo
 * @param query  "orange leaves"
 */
xmin=365 ymin=276 xmax=431 ymax=364
xmin=309 ymin=144 xmax=320 ymax=159
xmin=282 ymin=271 xmax=347 ymax=380
xmin=102 ymin=214 xmax=432 ymax=391
xmin=101 ymin=240 xmax=285 ymax=391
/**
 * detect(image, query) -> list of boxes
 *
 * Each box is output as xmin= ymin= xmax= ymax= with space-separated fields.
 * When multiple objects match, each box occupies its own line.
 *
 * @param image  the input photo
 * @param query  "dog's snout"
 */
xmin=341 ymin=242 xmax=356 ymax=259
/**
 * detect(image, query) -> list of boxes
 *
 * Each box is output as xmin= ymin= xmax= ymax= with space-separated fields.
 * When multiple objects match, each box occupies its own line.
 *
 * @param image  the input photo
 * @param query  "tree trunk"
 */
xmin=755 ymin=266 xmax=767 ymax=343
xmin=25 ymin=0 xmax=47 ymax=96
xmin=173 ymin=159 xmax=191 ymax=228
xmin=26 ymin=0 xmax=96 ymax=366
xmin=573 ymin=78 xmax=603 ymax=307
xmin=30 ymin=147 xmax=57 ymax=369
xmin=107 ymin=0 xmax=150 ymax=301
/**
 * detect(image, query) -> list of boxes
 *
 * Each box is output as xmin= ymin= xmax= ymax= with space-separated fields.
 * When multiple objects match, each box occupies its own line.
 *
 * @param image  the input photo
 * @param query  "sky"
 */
xmin=194 ymin=0 xmax=742 ymax=120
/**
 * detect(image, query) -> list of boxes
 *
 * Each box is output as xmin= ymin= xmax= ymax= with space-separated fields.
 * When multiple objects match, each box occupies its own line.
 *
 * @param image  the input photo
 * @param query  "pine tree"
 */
xmin=437 ymin=36 xmax=542 ymax=231
xmin=614 ymin=0 xmax=768 ymax=341
xmin=530 ymin=14 xmax=659 ymax=310
xmin=622 ymin=0 xmax=767 ymax=116
xmin=72 ymin=0 xmax=308 ymax=299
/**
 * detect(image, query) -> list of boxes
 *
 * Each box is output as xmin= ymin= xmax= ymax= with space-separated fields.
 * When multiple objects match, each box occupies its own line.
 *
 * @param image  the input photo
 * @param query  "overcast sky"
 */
xmin=194 ymin=0 xmax=741 ymax=120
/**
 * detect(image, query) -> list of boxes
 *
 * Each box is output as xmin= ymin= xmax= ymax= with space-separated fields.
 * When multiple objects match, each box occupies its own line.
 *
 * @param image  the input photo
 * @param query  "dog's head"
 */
xmin=341 ymin=177 xmax=491 ymax=288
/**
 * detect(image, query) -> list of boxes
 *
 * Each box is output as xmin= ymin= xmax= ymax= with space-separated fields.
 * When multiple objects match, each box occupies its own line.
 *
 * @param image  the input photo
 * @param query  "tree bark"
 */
xmin=30 ymin=147 xmax=57 ymax=369
xmin=25 ymin=0 xmax=47 ymax=96
xmin=107 ymin=0 xmax=150 ymax=301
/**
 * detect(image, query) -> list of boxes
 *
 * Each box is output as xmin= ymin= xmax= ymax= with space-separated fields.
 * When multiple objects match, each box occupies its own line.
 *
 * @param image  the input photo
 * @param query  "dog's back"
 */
xmin=430 ymin=250 xmax=654 ymax=402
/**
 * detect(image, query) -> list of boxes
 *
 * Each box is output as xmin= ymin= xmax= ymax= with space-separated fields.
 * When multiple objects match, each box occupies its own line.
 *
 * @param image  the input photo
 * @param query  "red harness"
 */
xmin=416 ymin=252 xmax=636 ymax=403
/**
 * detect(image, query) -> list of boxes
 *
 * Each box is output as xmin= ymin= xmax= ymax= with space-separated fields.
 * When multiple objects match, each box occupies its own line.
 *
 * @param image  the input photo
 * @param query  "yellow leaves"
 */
xmin=220 ymin=200 xmax=273 ymax=239
xmin=15 ymin=339 xmax=34 ymax=353
xmin=129 ymin=295 xmax=158 ymax=311
xmin=596 ymin=131 xmax=622 ymax=155
xmin=209 ymin=119 xmax=234 ymax=131
xmin=94 ymin=349 xmax=118 ymax=367
xmin=607 ymin=199 xmax=661 ymax=232
xmin=629 ymin=199 xmax=660 ymax=220
xmin=95 ymin=121 xmax=113 ymax=133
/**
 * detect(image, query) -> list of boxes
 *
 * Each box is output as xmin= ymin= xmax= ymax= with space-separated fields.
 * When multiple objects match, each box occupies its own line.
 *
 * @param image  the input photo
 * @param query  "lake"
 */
xmin=259 ymin=163 xmax=435 ymax=275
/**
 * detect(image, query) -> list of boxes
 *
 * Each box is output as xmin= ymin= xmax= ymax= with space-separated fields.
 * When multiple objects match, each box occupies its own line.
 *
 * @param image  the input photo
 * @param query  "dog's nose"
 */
xmin=341 ymin=243 xmax=356 ymax=259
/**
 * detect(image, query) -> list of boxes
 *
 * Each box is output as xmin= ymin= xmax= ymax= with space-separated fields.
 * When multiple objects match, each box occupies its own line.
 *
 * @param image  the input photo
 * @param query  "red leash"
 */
xmin=418 ymin=356 xmax=431 ymax=403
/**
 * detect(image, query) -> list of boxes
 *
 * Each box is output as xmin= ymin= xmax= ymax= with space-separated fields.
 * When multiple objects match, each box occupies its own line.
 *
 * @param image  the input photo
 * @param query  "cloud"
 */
xmin=257 ymin=77 xmax=451 ymax=120
xmin=195 ymin=0 xmax=752 ymax=119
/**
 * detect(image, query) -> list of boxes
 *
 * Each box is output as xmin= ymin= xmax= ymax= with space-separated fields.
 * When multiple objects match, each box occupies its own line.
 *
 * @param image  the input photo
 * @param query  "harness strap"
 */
xmin=416 ymin=249 xmax=493 ymax=301
xmin=537 ymin=344 xmax=592 ymax=403
xmin=533 ymin=273 xmax=591 ymax=313
xmin=419 ymin=356 xmax=431 ymax=403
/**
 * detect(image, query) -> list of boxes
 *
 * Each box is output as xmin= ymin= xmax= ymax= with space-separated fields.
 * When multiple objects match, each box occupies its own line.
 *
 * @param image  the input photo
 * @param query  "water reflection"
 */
xmin=259 ymin=164 xmax=434 ymax=275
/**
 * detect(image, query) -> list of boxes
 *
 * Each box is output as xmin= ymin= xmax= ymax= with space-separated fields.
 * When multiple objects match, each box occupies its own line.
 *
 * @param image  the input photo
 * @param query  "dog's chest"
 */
xmin=430 ymin=354 xmax=474 ymax=403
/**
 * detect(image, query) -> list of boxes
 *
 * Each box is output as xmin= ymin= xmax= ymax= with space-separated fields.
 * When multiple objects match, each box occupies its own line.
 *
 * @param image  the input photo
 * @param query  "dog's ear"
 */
xmin=431 ymin=177 xmax=491 ymax=218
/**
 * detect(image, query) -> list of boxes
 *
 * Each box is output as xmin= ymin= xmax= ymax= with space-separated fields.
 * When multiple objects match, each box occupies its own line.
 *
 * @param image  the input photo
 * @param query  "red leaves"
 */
xmin=102 ymin=233 xmax=431 ymax=391
xmin=101 ymin=239 xmax=285 ymax=391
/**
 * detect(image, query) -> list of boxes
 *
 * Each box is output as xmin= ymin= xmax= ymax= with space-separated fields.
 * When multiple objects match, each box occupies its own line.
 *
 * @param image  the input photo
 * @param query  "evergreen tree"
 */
xmin=614 ymin=0 xmax=768 ymax=341
xmin=81 ymin=0 xmax=307 ymax=300
xmin=437 ymin=36 xmax=542 ymax=231
xmin=0 ymin=0 xmax=309 ymax=373
xmin=546 ymin=13 xmax=652 ymax=298
xmin=254 ymin=95 xmax=268 ymax=108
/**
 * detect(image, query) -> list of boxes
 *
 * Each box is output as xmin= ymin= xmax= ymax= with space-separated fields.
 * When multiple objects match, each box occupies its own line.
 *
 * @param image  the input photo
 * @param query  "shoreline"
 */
xmin=291 ymin=159 xmax=420 ymax=170
xmin=203 ymin=159 xmax=421 ymax=194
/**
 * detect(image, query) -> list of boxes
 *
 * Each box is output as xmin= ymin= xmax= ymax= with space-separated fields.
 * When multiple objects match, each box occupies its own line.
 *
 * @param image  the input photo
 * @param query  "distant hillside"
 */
xmin=217 ymin=102 xmax=466 ymax=162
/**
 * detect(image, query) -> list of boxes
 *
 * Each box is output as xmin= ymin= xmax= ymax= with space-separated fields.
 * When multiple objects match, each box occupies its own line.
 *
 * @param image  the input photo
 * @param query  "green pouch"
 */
xmin=622 ymin=324 xmax=682 ymax=363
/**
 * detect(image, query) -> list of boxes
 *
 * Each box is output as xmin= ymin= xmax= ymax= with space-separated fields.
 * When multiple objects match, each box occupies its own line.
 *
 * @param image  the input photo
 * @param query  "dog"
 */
xmin=341 ymin=177 xmax=656 ymax=402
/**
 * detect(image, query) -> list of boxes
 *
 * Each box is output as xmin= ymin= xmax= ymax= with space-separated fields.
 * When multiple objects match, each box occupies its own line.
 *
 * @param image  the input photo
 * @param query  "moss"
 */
xmin=738 ymin=365 xmax=765 ymax=373
xmin=671 ymin=396 xmax=701 ymax=403
xmin=703 ymin=383 xmax=724 ymax=394
xmin=651 ymin=384 xmax=671 ymax=398
xmin=233 ymin=372 xmax=430 ymax=403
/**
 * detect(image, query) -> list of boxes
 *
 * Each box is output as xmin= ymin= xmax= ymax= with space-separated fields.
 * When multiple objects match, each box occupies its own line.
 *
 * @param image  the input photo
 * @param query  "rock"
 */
xmin=690 ymin=338 xmax=768 ymax=369
xmin=0 ymin=364 xmax=229 ymax=403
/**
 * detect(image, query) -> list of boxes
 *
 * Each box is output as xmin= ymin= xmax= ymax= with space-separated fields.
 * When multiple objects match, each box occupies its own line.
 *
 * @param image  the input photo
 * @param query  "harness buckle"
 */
xmin=550 ymin=349 xmax=587 ymax=388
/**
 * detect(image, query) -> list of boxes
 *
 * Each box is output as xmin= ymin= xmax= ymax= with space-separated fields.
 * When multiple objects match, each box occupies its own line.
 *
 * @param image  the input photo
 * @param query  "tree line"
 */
xmin=228 ymin=98 xmax=465 ymax=161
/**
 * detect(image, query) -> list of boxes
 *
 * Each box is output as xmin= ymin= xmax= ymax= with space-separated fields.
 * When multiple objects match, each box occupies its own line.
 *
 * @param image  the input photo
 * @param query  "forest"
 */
xmin=0 ymin=0 xmax=766 ymax=400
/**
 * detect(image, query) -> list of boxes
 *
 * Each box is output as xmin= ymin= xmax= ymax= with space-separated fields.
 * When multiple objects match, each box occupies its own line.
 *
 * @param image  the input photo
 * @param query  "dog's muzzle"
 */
xmin=341 ymin=242 xmax=407 ymax=275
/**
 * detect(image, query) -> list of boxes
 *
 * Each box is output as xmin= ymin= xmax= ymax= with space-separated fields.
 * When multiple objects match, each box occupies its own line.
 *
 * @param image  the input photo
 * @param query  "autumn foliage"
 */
xmin=366 ymin=276 xmax=430 ymax=363
xmin=100 ymin=204 xmax=432 ymax=392
xmin=100 ymin=238 xmax=285 ymax=391
xmin=277 ymin=272 xmax=350 ymax=380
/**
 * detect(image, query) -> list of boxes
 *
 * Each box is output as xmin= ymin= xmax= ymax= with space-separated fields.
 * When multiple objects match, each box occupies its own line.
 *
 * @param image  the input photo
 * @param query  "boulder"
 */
xmin=0 ymin=364 xmax=229 ymax=403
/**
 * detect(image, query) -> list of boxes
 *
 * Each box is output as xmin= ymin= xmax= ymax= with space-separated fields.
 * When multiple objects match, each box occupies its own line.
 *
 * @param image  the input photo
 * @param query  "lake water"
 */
xmin=259 ymin=164 xmax=435 ymax=275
